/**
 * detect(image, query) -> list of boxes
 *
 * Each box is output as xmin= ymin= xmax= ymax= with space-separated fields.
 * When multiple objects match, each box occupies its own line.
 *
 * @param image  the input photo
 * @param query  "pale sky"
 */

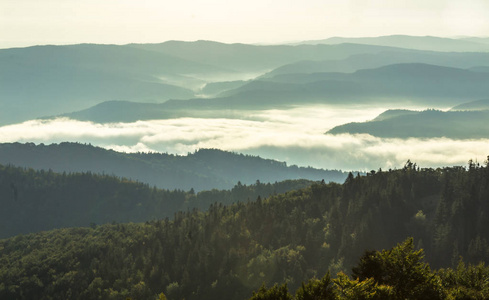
xmin=1 ymin=0 xmax=489 ymax=48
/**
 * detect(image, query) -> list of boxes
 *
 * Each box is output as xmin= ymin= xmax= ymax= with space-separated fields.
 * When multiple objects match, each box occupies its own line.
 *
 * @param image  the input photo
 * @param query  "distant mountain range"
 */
xmin=1 ymin=41 xmax=403 ymax=125
xmin=262 ymin=51 xmax=489 ymax=78
xmin=0 ymin=143 xmax=348 ymax=191
xmin=5 ymin=36 xmax=489 ymax=125
xmin=235 ymin=63 xmax=489 ymax=105
xmin=297 ymin=35 xmax=489 ymax=52
xmin=191 ymin=63 xmax=489 ymax=107
xmin=128 ymin=40 xmax=397 ymax=72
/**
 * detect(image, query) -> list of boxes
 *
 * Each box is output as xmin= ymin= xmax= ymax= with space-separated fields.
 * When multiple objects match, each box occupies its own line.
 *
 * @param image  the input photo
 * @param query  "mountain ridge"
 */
xmin=0 ymin=142 xmax=348 ymax=192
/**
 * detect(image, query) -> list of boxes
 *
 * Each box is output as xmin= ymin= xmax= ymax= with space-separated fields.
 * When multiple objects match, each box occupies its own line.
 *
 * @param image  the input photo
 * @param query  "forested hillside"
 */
xmin=0 ymin=164 xmax=313 ymax=238
xmin=1 ymin=159 xmax=489 ymax=299
xmin=0 ymin=142 xmax=346 ymax=191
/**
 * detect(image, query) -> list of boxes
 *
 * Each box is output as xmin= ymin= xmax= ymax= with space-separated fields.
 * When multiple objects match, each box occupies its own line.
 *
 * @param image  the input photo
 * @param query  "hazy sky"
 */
xmin=1 ymin=0 xmax=489 ymax=48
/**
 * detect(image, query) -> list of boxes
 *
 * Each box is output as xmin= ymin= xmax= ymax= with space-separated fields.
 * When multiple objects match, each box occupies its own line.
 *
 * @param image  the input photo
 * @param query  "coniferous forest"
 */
xmin=1 ymin=158 xmax=489 ymax=299
xmin=0 ymin=163 xmax=313 ymax=238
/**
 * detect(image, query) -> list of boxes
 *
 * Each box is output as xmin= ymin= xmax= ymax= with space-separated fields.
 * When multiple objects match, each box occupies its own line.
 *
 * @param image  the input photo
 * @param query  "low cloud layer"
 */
xmin=0 ymin=106 xmax=487 ymax=171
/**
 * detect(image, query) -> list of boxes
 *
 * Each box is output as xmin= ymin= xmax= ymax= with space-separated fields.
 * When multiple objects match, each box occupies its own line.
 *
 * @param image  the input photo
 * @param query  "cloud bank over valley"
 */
xmin=1 ymin=105 xmax=486 ymax=171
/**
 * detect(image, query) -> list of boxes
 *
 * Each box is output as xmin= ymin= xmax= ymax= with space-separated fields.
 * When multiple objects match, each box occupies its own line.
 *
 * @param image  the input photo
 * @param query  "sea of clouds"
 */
xmin=0 ymin=105 xmax=487 ymax=171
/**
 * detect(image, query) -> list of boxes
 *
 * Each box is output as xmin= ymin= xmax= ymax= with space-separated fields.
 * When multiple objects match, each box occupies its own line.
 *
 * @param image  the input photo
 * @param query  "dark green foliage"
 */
xmin=351 ymin=238 xmax=443 ymax=299
xmin=250 ymin=284 xmax=292 ymax=300
xmin=250 ymin=238 xmax=489 ymax=300
xmin=333 ymin=273 xmax=393 ymax=300
xmin=295 ymin=272 xmax=336 ymax=300
xmin=1 ymin=160 xmax=489 ymax=299
xmin=438 ymin=260 xmax=489 ymax=299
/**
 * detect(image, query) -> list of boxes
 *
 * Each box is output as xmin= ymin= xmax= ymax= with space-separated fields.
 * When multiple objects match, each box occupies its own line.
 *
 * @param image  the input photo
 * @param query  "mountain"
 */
xmin=0 ymin=142 xmax=347 ymax=191
xmin=327 ymin=109 xmax=489 ymax=139
xmin=299 ymin=35 xmax=489 ymax=52
xmin=60 ymin=79 xmax=370 ymax=121
xmin=262 ymin=50 xmax=489 ymax=78
xmin=451 ymin=99 xmax=489 ymax=111
xmin=1 ymin=162 xmax=489 ymax=299
xmin=0 ymin=163 xmax=315 ymax=238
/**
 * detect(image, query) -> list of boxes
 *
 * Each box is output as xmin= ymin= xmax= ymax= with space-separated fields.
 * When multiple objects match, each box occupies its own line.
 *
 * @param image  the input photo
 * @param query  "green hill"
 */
xmin=262 ymin=50 xmax=489 ymax=78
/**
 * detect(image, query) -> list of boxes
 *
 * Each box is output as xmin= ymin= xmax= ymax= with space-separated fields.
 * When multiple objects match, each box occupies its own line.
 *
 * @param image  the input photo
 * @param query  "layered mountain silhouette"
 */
xmin=55 ymin=63 xmax=489 ymax=123
xmin=4 ymin=37 xmax=489 ymax=125
xmin=209 ymin=63 xmax=489 ymax=107
xmin=262 ymin=51 xmax=489 ymax=78
xmin=1 ymin=41 xmax=438 ymax=125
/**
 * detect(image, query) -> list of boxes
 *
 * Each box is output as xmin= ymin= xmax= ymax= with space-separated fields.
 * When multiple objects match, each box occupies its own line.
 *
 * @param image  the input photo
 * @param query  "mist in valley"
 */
xmin=0 ymin=103 xmax=486 ymax=171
